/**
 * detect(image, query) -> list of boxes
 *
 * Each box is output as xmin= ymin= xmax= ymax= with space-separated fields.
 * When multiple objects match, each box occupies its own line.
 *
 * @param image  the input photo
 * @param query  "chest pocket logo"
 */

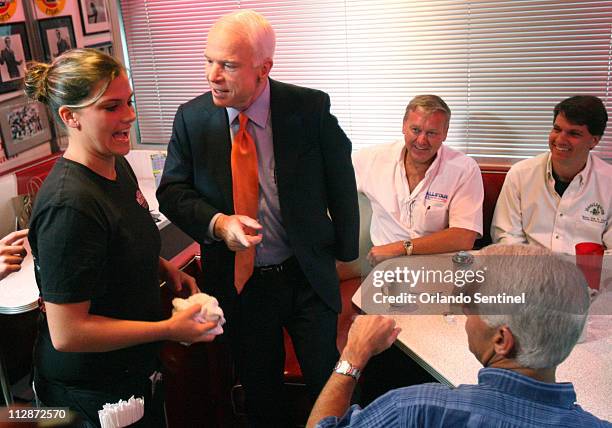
xmin=583 ymin=202 xmax=606 ymax=224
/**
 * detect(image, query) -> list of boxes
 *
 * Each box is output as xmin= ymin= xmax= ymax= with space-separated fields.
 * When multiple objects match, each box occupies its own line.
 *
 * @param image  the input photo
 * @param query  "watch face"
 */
xmin=337 ymin=361 xmax=350 ymax=372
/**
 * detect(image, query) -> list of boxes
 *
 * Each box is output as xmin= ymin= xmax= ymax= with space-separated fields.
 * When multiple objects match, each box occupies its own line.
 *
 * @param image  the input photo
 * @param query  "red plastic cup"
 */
xmin=575 ymin=242 xmax=605 ymax=290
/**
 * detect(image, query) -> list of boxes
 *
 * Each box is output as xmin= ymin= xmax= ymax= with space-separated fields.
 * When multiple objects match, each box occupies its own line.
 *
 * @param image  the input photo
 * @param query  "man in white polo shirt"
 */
xmin=353 ymin=95 xmax=483 ymax=266
xmin=492 ymin=95 xmax=611 ymax=254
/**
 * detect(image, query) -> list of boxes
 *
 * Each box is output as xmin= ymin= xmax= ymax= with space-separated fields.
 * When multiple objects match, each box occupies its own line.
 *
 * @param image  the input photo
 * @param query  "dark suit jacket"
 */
xmin=157 ymin=79 xmax=359 ymax=312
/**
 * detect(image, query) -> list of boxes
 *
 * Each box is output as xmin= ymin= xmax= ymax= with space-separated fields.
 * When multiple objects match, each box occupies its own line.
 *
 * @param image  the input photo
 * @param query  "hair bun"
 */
xmin=24 ymin=61 xmax=52 ymax=104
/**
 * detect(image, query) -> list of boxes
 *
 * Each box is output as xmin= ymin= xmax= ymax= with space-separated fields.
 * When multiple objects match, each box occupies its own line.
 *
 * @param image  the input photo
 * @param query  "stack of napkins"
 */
xmin=172 ymin=292 xmax=226 ymax=335
xmin=98 ymin=396 xmax=144 ymax=428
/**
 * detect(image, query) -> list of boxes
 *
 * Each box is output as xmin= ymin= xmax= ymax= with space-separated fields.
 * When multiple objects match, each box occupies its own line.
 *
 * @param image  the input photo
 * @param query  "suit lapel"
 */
xmin=270 ymin=80 xmax=299 ymax=193
xmin=202 ymin=99 xmax=234 ymax=213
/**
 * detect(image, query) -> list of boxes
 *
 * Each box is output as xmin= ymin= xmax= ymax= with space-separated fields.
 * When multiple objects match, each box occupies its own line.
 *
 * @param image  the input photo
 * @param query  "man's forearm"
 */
xmin=306 ymin=374 xmax=356 ymax=428
xmin=412 ymin=227 xmax=477 ymax=254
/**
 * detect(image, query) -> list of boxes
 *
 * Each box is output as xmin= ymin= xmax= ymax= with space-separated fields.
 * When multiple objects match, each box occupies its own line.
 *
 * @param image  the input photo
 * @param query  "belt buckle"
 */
xmin=259 ymin=263 xmax=283 ymax=274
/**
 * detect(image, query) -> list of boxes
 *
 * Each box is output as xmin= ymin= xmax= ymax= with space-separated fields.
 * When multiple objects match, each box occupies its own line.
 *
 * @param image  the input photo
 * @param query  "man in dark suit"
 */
xmin=157 ymin=9 xmax=359 ymax=427
xmin=0 ymin=36 xmax=23 ymax=79
xmin=55 ymin=29 xmax=70 ymax=57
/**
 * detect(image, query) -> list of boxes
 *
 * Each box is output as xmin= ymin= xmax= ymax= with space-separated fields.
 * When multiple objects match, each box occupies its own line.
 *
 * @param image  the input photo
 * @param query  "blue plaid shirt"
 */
xmin=316 ymin=368 xmax=610 ymax=427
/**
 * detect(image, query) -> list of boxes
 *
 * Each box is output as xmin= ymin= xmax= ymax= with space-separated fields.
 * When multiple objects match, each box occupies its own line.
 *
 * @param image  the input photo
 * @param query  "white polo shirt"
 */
xmin=491 ymin=152 xmax=612 ymax=255
xmin=353 ymin=141 xmax=483 ymax=246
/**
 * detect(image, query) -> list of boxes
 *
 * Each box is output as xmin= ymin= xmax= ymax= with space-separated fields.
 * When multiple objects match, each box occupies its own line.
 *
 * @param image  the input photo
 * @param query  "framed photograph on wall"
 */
xmin=78 ymin=0 xmax=110 ymax=35
xmin=0 ymin=23 xmax=32 ymax=94
xmin=38 ymin=16 xmax=77 ymax=62
xmin=85 ymin=40 xmax=113 ymax=57
xmin=0 ymin=99 xmax=52 ymax=157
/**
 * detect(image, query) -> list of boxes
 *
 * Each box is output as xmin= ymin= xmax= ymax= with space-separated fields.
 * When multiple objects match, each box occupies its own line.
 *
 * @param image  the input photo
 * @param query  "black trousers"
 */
xmin=231 ymin=257 xmax=339 ymax=428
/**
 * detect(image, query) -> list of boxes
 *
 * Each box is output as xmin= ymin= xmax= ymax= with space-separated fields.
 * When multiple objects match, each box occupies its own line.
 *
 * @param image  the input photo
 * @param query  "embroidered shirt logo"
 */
xmin=582 ymin=202 xmax=605 ymax=224
xmin=425 ymin=191 xmax=449 ymax=203
xmin=136 ymin=189 xmax=149 ymax=210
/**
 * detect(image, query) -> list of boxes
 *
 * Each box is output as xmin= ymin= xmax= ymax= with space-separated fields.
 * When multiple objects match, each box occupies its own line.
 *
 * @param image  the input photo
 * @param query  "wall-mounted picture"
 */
xmin=0 ymin=23 xmax=32 ymax=94
xmin=0 ymin=100 xmax=52 ymax=157
xmin=38 ymin=16 xmax=76 ymax=62
xmin=86 ymin=40 xmax=113 ymax=57
xmin=78 ymin=0 xmax=110 ymax=35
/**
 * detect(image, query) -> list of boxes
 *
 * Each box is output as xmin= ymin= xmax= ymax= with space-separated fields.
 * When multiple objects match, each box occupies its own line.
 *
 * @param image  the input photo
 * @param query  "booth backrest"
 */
xmin=475 ymin=168 xmax=509 ymax=248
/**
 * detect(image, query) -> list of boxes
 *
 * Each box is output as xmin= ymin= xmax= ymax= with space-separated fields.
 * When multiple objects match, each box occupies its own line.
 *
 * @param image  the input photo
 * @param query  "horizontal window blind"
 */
xmin=119 ymin=0 xmax=612 ymax=164
xmin=464 ymin=1 xmax=612 ymax=162
xmin=118 ymin=0 xmax=238 ymax=144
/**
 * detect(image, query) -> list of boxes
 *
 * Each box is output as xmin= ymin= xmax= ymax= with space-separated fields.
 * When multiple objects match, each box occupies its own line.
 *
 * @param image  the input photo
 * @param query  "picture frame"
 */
xmin=38 ymin=16 xmax=77 ymax=62
xmin=0 ymin=23 xmax=32 ymax=94
xmin=78 ymin=0 xmax=110 ymax=35
xmin=85 ymin=40 xmax=113 ymax=57
xmin=0 ymin=99 xmax=52 ymax=157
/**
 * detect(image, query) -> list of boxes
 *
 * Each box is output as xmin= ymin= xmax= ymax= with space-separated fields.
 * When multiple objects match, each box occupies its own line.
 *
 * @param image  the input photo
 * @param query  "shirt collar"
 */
xmin=478 ymin=367 xmax=577 ymax=408
xmin=226 ymin=79 xmax=270 ymax=129
xmin=545 ymin=151 xmax=591 ymax=187
xmin=396 ymin=143 xmax=445 ymax=175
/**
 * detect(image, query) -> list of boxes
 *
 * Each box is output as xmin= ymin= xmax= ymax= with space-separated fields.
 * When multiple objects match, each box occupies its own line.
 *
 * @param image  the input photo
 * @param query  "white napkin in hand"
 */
xmin=172 ymin=292 xmax=226 ymax=336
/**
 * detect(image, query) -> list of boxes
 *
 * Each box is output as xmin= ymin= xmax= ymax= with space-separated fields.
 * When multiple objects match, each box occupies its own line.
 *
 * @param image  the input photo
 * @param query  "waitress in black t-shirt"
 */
xmin=24 ymin=49 xmax=219 ymax=427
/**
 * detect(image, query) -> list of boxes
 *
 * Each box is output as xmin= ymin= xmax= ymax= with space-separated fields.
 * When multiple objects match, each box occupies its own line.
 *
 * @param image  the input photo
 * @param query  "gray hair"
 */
xmin=210 ymin=9 xmax=276 ymax=66
xmin=404 ymin=94 xmax=451 ymax=126
xmin=473 ymin=244 xmax=589 ymax=369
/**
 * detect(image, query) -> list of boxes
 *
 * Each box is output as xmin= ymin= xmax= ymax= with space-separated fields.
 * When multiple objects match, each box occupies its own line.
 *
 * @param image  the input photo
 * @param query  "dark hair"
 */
xmin=24 ymin=48 xmax=124 ymax=127
xmin=553 ymin=95 xmax=608 ymax=137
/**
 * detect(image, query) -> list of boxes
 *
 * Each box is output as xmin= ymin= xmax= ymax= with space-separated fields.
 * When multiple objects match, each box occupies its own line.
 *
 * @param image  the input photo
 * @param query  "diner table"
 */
xmin=352 ymin=254 xmax=612 ymax=421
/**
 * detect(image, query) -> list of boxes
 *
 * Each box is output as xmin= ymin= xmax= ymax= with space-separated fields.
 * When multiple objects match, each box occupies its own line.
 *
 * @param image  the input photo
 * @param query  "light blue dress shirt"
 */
xmin=225 ymin=80 xmax=292 ymax=266
xmin=316 ymin=368 xmax=610 ymax=427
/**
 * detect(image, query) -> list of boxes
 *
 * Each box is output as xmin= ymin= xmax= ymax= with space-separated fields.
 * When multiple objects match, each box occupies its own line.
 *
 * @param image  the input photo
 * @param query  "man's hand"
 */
xmin=214 ymin=214 xmax=263 ymax=251
xmin=367 ymin=241 xmax=405 ymax=266
xmin=159 ymin=257 xmax=200 ymax=295
xmin=0 ymin=229 xmax=28 ymax=281
xmin=306 ymin=315 xmax=401 ymax=428
xmin=341 ymin=315 xmax=401 ymax=368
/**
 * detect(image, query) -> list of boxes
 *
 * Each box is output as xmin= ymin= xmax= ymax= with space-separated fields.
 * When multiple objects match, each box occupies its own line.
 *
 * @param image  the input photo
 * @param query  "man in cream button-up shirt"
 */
xmin=353 ymin=95 xmax=484 ymax=266
xmin=492 ymin=95 xmax=611 ymax=254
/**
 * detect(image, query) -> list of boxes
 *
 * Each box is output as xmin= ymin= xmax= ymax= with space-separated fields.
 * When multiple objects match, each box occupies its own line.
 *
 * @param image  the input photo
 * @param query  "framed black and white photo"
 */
xmin=78 ymin=0 xmax=110 ymax=35
xmin=0 ymin=23 xmax=31 ymax=94
xmin=85 ymin=40 xmax=113 ymax=57
xmin=38 ymin=16 xmax=77 ymax=62
xmin=0 ymin=99 xmax=52 ymax=157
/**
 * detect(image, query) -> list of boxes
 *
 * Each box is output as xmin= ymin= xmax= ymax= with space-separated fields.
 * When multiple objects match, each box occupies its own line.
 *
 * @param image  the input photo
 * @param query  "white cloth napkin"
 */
xmin=172 ymin=292 xmax=226 ymax=335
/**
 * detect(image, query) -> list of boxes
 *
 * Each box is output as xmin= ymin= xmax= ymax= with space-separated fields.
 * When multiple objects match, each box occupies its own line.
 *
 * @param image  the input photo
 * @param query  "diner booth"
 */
xmin=2 ymin=152 xmax=609 ymax=426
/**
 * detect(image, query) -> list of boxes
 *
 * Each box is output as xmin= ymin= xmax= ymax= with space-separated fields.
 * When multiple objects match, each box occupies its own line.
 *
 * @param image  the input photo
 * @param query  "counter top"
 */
xmin=0 ymin=239 xmax=38 ymax=314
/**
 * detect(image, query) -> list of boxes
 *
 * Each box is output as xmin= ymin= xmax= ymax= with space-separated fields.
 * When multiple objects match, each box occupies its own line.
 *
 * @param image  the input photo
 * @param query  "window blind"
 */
xmin=118 ymin=0 xmax=612 ymax=164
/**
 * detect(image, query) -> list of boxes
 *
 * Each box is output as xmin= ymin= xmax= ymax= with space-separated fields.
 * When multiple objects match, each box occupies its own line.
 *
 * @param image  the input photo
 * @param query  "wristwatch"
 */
xmin=334 ymin=360 xmax=361 ymax=381
xmin=403 ymin=239 xmax=413 ymax=256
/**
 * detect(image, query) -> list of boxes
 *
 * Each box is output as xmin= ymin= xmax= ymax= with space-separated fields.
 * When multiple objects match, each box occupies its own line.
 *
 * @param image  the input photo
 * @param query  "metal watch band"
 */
xmin=334 ymin=360 xmax=361 ymax=381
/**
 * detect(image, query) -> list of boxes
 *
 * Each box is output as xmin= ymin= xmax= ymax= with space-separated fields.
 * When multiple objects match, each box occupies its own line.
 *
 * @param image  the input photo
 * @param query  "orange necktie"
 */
xmin=231 ymin=112 xmax=259 ymax=293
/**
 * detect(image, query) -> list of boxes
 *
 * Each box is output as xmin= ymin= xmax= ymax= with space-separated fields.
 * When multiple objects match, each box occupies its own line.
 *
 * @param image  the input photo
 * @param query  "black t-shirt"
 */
xmin=552 ymin=169 xmax=570 ymax=197
xmin=29 ymin=156 xmax=162 ymax=386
